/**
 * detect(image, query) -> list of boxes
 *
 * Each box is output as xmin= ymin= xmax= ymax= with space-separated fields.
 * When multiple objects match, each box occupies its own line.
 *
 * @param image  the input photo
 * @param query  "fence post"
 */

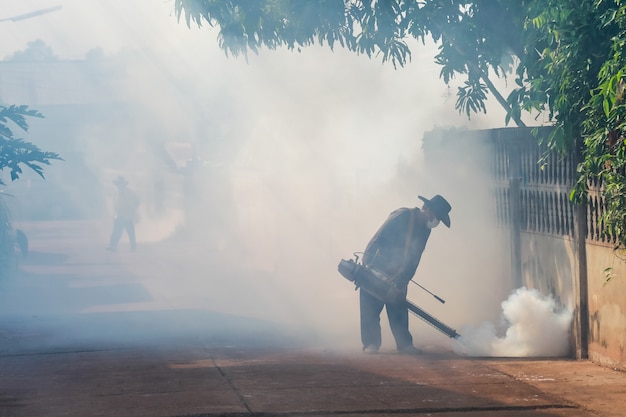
xmin=574 ymin=144 xmax=589 ymax=359
xmin=509 ymin=139 xmax=523 ymax=289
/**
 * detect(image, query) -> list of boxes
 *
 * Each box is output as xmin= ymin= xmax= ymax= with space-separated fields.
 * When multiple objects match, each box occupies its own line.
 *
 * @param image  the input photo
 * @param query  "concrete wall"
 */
xmin=586 ymin=244 xmax=626 ymax=369
xmin=520 ymin=231 xmax=626 ymax=369
xmin=519 ymin=232 xmax=580 ymax=358
xmin=520 ymin=233 xmax=578 ymax=309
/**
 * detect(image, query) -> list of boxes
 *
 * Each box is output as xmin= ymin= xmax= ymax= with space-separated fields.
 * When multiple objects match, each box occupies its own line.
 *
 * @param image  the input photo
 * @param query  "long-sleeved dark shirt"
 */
xmin=362 ymin=207 xmax=430 ymax=285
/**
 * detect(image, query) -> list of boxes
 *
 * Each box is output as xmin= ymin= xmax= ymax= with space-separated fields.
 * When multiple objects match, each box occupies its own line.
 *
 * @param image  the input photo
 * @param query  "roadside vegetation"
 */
xmin=0 ymin=105 xmax=61 ymax=276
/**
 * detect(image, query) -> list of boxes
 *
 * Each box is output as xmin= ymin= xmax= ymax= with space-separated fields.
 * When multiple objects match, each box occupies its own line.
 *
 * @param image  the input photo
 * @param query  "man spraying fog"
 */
xmin=360 ymin=194 xmax=451 ymax=354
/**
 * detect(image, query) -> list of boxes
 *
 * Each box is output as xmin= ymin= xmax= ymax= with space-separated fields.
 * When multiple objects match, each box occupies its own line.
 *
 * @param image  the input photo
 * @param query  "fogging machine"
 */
xmin=338 ymin=255 xmax=459 ymax=339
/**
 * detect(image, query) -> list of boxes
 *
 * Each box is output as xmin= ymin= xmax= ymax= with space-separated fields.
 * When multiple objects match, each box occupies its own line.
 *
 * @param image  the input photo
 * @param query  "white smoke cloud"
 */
xmin=452 ymin=287 xmax=573 ymax=357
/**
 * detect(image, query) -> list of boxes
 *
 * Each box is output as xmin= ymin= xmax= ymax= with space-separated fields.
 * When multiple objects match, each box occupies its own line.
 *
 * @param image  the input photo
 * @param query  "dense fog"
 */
xmin=0 ymin=1 xmax=571 ymax=355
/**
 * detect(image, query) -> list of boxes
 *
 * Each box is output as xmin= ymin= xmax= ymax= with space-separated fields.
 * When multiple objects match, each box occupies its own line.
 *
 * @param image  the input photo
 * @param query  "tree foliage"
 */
xmin=0 ymin=104 xmax=61 ymax=276
xmin=0 ymin=104 xmax=62 ymax=186
xmin=174 ymin=0 xmax=525 ymax=123
xmin=174 ymin=0 xmax=626 ymax=251
xmin=4 ymin=39 xmax=58 ymax=61
xmin=578 ymin=0 xmax=626 ymax=248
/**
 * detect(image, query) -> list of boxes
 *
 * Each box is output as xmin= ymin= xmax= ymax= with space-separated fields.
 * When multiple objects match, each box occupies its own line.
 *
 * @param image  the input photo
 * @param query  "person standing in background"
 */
xmin=107 ymin=176 xmax=140 ymax=252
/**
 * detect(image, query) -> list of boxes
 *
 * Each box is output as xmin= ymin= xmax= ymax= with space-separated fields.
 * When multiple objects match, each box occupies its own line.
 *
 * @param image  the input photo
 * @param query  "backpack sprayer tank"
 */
xmin=338 ymin=255 xmax=460 ymax=339
xmin=338 ymin=257 xmax=404 ymax=304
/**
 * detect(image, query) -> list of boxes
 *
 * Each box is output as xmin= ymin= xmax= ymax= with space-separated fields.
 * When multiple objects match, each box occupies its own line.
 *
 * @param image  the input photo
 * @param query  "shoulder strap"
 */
xmin=403 ymin=209 xmax=416 ymax=260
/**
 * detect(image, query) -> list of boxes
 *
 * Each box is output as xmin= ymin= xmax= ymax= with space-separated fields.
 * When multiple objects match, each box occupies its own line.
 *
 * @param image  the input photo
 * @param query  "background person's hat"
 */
xmin=418 ymin=194 xmax=452 ymax=228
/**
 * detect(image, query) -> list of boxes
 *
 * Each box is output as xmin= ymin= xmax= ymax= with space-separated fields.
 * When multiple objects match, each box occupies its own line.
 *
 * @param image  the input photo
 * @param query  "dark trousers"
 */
xmin=108 ymin=217 xmax=136 ymax=251
xmin=360 ymin=288 xmax=413 ymax=350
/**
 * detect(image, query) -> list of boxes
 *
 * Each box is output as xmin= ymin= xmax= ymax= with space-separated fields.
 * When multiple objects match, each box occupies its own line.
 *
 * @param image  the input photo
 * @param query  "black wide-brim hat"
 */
xmin=418 ymin=194 xmax=451 ymax=228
